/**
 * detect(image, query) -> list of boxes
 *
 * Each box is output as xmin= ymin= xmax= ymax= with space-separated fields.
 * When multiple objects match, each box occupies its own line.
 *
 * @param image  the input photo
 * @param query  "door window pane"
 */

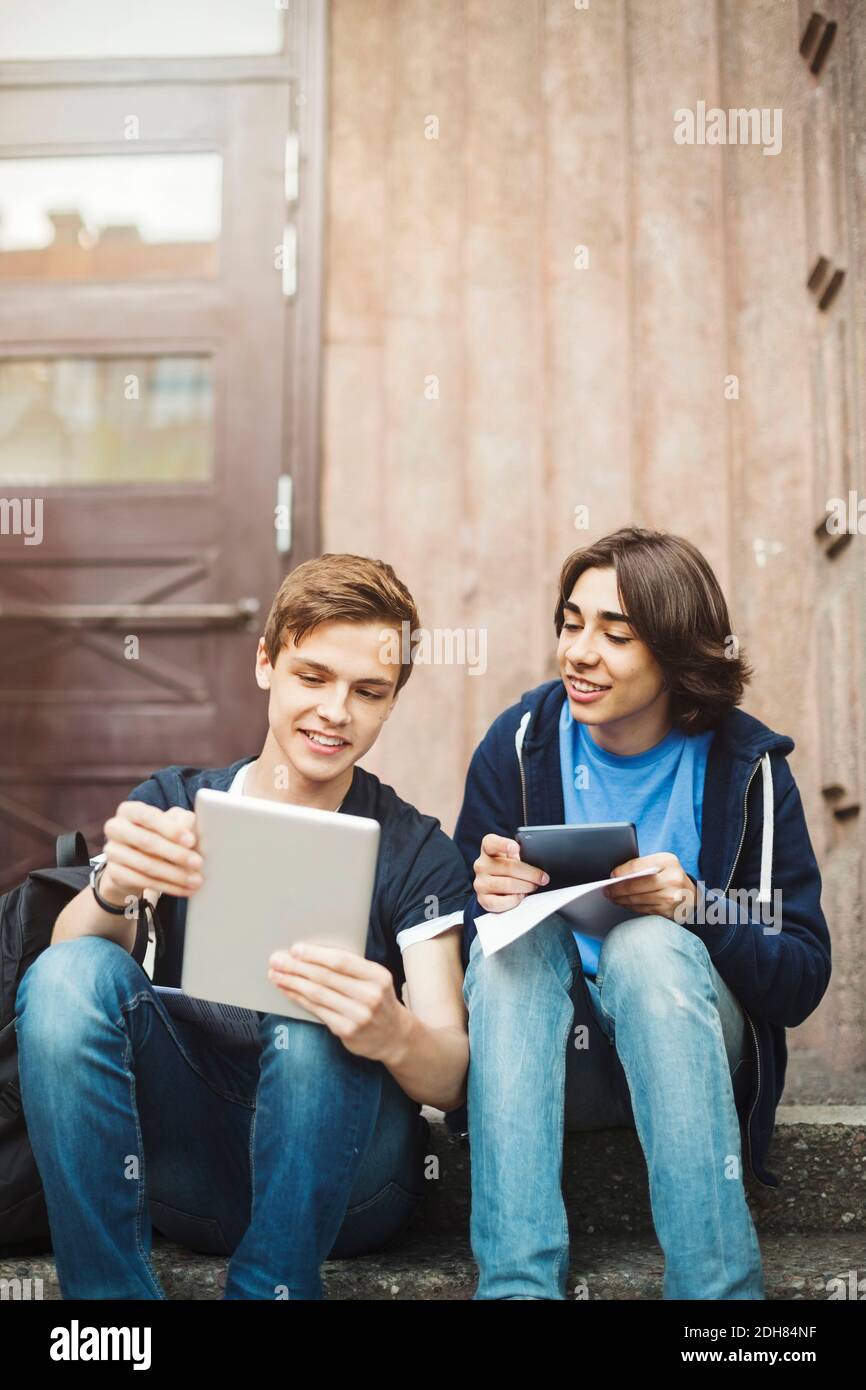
xmin=1 ymin=0 xmax=284 ymax=60
xmin=0 ymin=154 xmax=222 ymax=283
xmin=0 ymin=357 xmax=214 ymax=485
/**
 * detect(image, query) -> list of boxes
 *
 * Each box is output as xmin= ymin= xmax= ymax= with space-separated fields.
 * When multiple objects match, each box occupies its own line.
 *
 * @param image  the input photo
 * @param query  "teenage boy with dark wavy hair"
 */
xmin=16 ymin=554 xmax=472 ymax=1300
xmin=451 ymin=526 xmax=830 ymax=1300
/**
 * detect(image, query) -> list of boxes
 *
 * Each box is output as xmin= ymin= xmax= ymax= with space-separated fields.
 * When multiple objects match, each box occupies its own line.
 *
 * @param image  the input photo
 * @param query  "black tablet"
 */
xmin=515 ymin=822 xmax=639 ymax=890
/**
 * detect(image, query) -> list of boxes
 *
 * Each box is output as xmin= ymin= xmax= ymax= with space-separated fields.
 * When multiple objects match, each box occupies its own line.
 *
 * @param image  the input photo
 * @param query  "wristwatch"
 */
xmin=89 ymin=860 xmax=129 ymax=915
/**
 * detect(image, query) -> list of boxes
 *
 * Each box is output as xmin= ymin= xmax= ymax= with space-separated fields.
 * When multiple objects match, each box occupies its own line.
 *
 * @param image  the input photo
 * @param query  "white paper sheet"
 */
xmin=474 ymin=865 xmax=661 ymax=956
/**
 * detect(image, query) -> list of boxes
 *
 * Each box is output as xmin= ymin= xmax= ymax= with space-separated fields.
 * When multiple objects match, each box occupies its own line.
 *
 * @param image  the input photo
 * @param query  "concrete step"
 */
xmin=417 ymin=1104 xmax=866 ymax=1237
xmin=4 ymin=1230 xmax=863 ymax=1301
xmin=3 ymin=1104 xmax=862 ymax=1300
xmin=780 ymin=1052 xmax=866 ymax=1107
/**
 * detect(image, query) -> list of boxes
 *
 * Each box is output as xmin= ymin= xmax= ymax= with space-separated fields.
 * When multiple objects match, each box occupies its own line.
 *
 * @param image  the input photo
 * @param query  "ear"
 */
xmin=255 ymin=637 xmax=273 ymax=690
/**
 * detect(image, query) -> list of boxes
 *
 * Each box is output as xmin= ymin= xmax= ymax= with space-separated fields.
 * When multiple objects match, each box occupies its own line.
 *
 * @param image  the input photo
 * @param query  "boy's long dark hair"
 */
xmin=555 ymin=527 xmax=752 ymax=734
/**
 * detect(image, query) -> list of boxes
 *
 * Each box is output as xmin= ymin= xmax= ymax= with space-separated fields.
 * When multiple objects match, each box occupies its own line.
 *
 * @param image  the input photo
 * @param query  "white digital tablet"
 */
xmin=181 ymin=788 xmax=381 ymax=1025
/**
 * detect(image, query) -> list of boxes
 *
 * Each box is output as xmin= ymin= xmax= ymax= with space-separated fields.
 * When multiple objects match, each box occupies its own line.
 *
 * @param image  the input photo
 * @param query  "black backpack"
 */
xmin=0 ymin=834 xmax=152 ymax=1254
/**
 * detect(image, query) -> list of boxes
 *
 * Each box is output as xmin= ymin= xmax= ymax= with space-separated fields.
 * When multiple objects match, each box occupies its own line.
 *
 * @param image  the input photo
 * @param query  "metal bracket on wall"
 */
xmin=821 ymin=782 xmax=861 ymax=821
xmin=281 ymin=128 xmax=300 ymax=299
xmin=799 ymin=9 xmax=838 ymax=77
xmin=276 ymin=473 xmax=293 ymax=554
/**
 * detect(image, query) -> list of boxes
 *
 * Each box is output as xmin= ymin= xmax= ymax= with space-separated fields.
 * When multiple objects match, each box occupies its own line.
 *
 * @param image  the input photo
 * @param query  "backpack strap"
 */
xmin=55 ymin=831 xmax=91 ymax=868
xmin=131 ymin=898 xmax=152 ymax=967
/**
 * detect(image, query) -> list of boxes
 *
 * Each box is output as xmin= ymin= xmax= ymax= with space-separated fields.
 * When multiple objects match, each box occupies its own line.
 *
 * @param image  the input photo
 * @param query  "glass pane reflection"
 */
xmin=1 ymin=0 xmax=284 ymax=60
xmin=0 ymin=154 xmax=222 ymax=282
xmin=0 ymin=357 xmax=214 ymax=485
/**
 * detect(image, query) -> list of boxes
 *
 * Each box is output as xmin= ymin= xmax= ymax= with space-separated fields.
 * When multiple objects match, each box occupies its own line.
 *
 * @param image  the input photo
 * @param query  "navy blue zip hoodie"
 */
xmin=445 ymin=679 xmax=832 ymax=1190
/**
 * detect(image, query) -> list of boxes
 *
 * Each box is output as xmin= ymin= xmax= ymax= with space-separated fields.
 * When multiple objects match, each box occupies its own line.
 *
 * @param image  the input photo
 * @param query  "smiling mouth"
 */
xmin=568 ymin=675 xmax=611 ymax=693
xmin=299 ymin=729 xmax=351 ymax=748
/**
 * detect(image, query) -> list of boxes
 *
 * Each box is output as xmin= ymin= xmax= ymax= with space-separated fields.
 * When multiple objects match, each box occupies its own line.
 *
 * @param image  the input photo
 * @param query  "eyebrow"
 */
xmin=563 ymin=601 xmax=632 ymax=625
xmin=290 ymin=657 xmax=394 ymax=688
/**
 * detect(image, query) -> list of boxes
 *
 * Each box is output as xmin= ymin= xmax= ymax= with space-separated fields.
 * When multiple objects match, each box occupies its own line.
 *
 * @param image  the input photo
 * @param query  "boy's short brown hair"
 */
xmin=262 ymin=553 xmax=421 ymax=692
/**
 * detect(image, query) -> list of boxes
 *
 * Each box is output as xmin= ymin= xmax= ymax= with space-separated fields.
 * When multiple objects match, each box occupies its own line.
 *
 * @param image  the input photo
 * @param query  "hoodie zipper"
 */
xmin=723 ymin=756 xmax=773 ymax=1189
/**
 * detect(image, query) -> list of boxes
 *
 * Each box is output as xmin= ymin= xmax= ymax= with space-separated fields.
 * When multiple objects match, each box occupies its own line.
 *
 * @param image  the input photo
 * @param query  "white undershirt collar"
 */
xmin=229 ymin=760 xmax=346 ymax=811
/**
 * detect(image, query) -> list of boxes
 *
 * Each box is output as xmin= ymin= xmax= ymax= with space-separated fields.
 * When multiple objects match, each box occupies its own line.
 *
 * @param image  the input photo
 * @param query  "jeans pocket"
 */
xmin=327 ymin=1180 xmax=421 ymax=1260
xmin=149 ymin=1198 xmax=232 ymax=1256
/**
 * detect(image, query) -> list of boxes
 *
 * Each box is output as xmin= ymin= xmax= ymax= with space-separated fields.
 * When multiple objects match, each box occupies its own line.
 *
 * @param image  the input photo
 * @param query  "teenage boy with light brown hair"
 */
xmin=16 ymin=554 xmax=471 ymax=1300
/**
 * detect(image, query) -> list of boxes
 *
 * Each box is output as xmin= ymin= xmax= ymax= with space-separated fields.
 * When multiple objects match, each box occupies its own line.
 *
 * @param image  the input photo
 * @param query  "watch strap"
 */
xmin=90 ymin=861 xmax=130 ymax=916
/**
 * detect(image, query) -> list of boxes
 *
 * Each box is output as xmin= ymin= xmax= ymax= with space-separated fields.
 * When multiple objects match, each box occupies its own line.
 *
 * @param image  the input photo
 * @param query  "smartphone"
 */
xmin=515 ymin=822 xmax=639 ymax=891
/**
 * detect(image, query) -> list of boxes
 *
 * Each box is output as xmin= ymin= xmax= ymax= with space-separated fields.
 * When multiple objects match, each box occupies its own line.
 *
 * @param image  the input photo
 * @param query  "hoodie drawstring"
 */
xmin=757 ymin=751 xmax=774 ymax=903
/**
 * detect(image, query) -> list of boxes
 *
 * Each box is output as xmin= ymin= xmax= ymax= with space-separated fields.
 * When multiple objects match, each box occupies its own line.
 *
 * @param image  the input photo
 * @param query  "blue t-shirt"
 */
xmin=557 ymin=696 xmax=713 ymax=976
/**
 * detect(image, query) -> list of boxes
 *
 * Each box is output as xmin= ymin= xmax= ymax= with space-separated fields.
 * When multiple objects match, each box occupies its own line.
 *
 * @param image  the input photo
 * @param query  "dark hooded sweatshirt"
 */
xmin=445 ymin=679 xmax=831 ymax=1190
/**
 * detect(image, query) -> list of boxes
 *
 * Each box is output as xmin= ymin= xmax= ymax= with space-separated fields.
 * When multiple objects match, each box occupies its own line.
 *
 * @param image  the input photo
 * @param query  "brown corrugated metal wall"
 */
xmin=322 ymin=0 xmax=865 ymax=1074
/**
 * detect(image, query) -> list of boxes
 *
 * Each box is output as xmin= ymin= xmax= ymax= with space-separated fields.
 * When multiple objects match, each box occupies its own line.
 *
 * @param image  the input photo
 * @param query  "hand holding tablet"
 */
xmin=475 ymin=822 xmax=645 ymax=914
xmin=515 ymin=822 xmax=640 ymax=892
xmin=181 ymin=789 xmax=380 ymax=1024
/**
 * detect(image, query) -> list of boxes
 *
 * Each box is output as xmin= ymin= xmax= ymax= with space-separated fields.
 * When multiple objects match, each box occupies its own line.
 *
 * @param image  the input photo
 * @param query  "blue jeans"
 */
xmin=14 ymin=935 xmax=428 ymax=1300
xmin=463 ymin=912 xmax=764 ymax=1300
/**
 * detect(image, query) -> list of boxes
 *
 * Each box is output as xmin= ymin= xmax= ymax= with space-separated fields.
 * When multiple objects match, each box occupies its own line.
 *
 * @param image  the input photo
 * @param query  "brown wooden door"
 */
xmin=0 ymin=13 xmax=324 ymax=888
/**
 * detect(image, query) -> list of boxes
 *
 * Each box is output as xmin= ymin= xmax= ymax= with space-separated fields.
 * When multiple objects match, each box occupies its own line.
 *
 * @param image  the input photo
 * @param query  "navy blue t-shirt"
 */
xmin=95 ymin=755 xmax=472 ymax=996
